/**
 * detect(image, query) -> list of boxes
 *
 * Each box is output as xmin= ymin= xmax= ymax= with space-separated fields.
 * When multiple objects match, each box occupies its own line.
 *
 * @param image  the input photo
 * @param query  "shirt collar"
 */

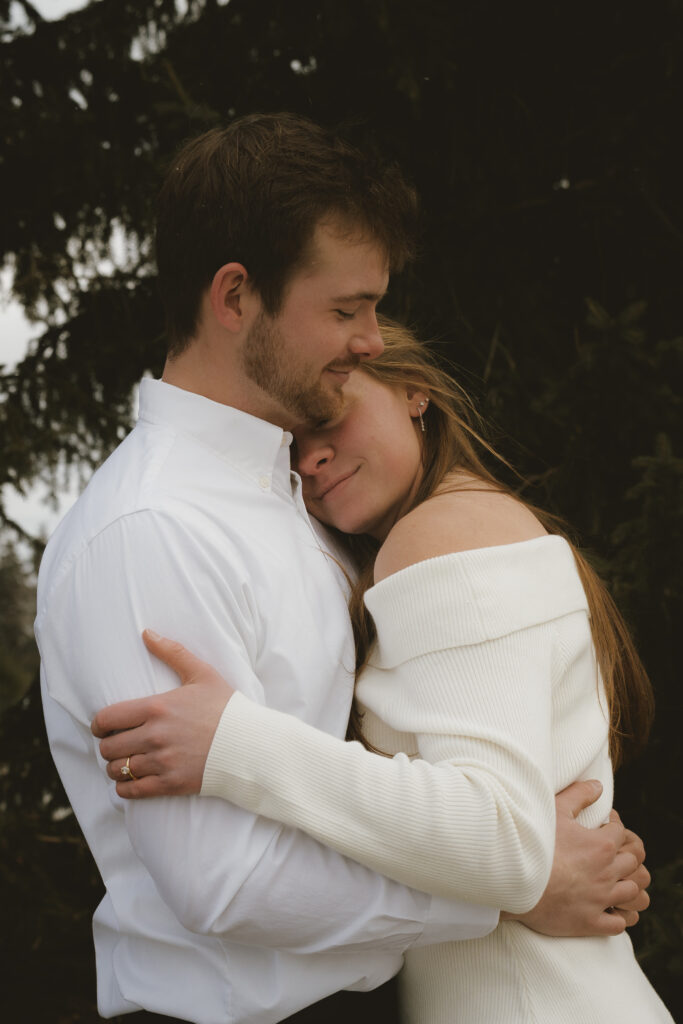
xmin=138 ymin=378 xmax=294 ymax=493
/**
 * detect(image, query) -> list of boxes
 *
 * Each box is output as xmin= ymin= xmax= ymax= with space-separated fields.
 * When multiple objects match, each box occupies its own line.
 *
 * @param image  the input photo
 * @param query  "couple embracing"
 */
xmin=37 ymin=113 xmax=672 ymax=1023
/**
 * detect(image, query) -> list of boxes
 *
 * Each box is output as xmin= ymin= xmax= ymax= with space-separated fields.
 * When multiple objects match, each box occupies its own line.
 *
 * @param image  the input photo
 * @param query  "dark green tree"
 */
xmin=1 ymin=0 xmax=681 ymax=1018
xmin=0 ymin=531 xmax=105 ymax=1021
xmin=0 ymin=536 xmax=38 ymax=709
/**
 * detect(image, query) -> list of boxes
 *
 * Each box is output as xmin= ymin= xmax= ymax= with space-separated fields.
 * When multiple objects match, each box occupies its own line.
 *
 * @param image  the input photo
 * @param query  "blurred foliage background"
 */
xmin=0 ymin=0 xmax=681 ymax=1020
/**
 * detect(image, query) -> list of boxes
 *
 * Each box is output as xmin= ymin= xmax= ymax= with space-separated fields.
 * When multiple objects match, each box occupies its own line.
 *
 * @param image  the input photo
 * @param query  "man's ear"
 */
xmin=209 ymin=263 xmax=251 ymax=332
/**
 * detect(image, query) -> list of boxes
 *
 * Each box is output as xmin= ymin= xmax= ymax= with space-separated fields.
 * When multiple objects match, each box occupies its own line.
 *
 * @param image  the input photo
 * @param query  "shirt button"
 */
xmin=259 ymin=476 xmax=270 ymax=490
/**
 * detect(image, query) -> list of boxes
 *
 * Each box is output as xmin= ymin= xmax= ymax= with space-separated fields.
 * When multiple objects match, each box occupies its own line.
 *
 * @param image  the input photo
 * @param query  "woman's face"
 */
xmin=295 ymin=371 xmax=428 ymax=540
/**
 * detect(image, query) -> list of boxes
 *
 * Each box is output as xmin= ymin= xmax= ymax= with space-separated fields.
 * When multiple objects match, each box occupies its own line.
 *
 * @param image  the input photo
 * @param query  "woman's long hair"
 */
xmin=342 ymin=316 xmax=653 ymax=768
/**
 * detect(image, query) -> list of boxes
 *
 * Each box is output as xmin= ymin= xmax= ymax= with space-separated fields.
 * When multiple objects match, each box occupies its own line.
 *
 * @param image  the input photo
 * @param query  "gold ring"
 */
xmin=120 ymin=756 xmax=138 ymax=781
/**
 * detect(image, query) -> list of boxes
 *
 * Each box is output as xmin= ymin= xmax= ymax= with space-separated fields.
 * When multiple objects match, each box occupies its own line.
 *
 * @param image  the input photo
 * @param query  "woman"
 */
xmin=98 ymin=319 xmax=672 ymax=1022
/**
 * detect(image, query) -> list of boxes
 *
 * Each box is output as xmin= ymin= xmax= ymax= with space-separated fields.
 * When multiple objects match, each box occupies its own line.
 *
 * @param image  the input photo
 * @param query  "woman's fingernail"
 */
xmin=144 ymin=629 xmax=161 ymax=641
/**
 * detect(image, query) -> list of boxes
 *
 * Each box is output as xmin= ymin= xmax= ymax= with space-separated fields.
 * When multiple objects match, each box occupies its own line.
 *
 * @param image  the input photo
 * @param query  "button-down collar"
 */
xmin=138 ymin=378 xmax=293 ymax=495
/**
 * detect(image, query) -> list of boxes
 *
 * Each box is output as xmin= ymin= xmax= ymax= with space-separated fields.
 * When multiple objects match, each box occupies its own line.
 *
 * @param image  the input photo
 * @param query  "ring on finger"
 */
xmin=120 ymin=756 xmax=138 ymax=782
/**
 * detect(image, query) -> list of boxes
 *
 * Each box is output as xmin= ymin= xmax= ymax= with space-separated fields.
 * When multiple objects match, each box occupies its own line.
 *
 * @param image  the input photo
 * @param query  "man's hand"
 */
xmin=91 ymin=630 xmax=233 ymax=798
xmin=502 ymin=780 xmax=650 ymax=936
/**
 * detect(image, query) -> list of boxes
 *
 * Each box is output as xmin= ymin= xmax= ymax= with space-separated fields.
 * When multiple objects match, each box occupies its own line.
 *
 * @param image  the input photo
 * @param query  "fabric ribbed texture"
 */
xmin=203 ymin=536 xmax=673 ymax=1022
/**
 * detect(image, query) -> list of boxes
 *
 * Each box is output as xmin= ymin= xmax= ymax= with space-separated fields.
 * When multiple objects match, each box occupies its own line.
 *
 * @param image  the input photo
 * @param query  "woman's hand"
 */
xmin=91 ymin=629 xmax=234 ymax=798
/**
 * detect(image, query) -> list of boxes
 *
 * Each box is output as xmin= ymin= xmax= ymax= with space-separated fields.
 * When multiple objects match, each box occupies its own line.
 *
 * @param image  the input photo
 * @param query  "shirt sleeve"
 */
xmin=37 ymin=510 xmax=497 ymax=953
xmin=200 ymin=555 xmax=562 ymax=913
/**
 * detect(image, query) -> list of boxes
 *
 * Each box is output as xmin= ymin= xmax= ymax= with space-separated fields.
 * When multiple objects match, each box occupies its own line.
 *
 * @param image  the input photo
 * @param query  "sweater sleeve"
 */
xmin=201 ymin=537 xmax=587 ymax=912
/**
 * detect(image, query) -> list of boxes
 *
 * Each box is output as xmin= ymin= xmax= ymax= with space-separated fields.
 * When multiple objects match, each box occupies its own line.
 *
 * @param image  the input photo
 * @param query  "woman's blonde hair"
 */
xmin=342 ymin=316 xmax=653 ymax=768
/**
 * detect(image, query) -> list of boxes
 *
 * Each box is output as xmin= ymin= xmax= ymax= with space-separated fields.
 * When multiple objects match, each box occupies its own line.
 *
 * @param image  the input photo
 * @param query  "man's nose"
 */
xmin=349 ymin=311 xmax=384 ymax=360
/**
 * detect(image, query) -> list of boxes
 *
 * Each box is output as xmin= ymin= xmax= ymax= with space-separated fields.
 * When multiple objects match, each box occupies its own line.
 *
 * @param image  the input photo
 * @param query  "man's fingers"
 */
xmin=142 ymin=629 xmax=209 ymax=685
xmin=555 ymin=779 xmax=603 ymax=819
xmin=617 ymin=860 xmax=651 ymax=894
xmin=594 ymin=910 xmax=627 ymax=936
xmin=622 ymin=829 xmax=646 ymax=865
xmin=626 ymin=862 xmax=651 ymax=893
xmin=615 ymin=888 xmax=650 ymax=913
xmin=596 ymin=816 xmax=626 ymax=853
xmin=613 ymin=849 xmax=639 ymax=880
xmin=609 ymin=878 xmax=641 ymax=907
xmin=609 ymin=908 xmax=639 ymax=928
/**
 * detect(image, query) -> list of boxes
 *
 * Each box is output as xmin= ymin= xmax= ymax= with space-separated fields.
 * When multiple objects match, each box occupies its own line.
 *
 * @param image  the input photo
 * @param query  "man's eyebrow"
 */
xmin=330 ymin=290 xmax=387 ymax=303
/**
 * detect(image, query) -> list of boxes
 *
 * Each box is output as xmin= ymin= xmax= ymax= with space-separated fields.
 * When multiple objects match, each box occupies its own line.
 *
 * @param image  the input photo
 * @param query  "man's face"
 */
xmin=242 ymin=220 xmax=389 ymax=426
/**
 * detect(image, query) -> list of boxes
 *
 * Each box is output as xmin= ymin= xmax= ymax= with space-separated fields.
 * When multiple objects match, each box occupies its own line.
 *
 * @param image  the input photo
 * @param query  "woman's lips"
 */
xmin=319 ymin=466 xmax=360 ymax=500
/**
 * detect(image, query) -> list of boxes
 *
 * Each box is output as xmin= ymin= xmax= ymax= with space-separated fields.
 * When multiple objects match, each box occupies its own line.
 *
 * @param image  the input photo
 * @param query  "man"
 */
xmin=37 ymin=114 xmax=647 ymax=1024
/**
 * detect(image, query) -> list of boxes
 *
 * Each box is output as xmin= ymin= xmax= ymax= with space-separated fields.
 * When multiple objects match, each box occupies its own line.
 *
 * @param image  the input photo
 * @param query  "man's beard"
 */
xmin=243 ymin=311 xmax=348 ymax=424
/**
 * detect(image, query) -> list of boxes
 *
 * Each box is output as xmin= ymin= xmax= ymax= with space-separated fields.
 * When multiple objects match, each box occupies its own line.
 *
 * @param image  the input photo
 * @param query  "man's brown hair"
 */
xmin=155 ymin=113 xmax=418 ymax=355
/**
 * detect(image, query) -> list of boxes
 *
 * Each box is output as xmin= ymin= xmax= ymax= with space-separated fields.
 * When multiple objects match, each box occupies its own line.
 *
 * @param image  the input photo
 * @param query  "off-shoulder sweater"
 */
xmin=201 ymin=536 xmax=673 ymax=1022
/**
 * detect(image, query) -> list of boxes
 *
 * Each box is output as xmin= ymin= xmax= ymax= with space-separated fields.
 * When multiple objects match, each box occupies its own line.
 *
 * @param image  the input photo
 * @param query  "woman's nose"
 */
xmin=296 ymin=442 xmax=334 ymax=477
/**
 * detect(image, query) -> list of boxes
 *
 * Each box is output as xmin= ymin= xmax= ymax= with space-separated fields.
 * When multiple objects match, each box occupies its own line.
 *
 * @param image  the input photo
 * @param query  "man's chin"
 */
xmin=297 ymin=384 xmax=345 ymax=425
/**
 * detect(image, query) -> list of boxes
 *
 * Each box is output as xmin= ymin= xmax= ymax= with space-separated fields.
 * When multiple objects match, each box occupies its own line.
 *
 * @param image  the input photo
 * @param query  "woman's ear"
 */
xmin=209 ymin=262 xmax=250 ymax=332
xmin=406 ymin=387 xmax=430 ymax=424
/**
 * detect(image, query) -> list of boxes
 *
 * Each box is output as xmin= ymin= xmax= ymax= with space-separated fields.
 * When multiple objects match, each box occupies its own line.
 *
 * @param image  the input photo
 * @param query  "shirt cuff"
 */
xmin=420 ymin=895 xmax=499 ymax=945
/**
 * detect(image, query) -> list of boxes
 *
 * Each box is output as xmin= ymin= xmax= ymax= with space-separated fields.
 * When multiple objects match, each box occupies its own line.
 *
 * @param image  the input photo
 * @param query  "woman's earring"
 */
xmin=417 ymin=399 xmax=428 ymax=433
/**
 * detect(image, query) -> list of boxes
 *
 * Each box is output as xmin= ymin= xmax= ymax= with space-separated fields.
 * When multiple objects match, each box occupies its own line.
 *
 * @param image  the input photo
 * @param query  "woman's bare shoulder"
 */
xmin=374 ymin=477 xmax=547 ymax=584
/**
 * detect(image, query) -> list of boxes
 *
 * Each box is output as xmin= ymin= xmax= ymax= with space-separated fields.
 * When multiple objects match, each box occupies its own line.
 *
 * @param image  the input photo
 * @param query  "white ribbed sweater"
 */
xmin=202 ymin=536 xmax=672 ymax=1022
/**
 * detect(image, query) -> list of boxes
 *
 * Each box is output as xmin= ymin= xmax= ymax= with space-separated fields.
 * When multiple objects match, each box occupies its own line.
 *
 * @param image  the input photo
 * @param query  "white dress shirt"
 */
xmin=35 ymin=379 xmax=496 ymax=1024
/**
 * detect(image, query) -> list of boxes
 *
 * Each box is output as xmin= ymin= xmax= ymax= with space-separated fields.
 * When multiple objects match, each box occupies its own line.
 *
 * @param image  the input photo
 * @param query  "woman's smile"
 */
xmin=317 ymin=466 xmax=361 ymax=502
xmin=295 ymin=370 xmax=427 ymax=539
